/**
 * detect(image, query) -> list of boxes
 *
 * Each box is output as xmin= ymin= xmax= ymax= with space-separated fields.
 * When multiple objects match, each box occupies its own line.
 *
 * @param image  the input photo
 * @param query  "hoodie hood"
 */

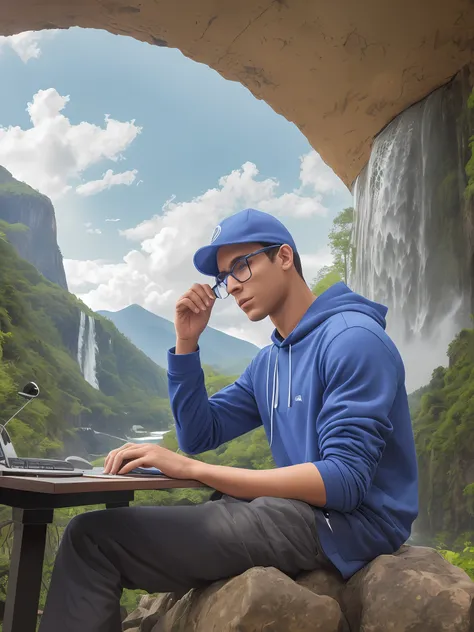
xmin=271 ymin=282 xmax=388 ymax=348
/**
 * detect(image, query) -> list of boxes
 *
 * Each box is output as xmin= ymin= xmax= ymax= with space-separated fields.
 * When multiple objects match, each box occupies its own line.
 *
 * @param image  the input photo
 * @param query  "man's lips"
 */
xmin=238 ymin=297 xmax=252 ymax=309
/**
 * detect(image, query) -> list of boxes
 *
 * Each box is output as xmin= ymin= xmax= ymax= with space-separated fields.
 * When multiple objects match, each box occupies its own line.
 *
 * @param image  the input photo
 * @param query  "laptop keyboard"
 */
xmin=9 ymin=457 xmax=75 ymax=471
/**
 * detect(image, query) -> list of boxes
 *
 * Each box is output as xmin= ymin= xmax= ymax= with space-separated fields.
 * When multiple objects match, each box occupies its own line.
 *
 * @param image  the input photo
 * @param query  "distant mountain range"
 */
xmin=98 ymin=304 xmax=261 ymax=375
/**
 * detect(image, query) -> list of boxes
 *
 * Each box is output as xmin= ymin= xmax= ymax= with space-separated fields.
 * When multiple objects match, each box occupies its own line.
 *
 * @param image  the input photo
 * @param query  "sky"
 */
xmin=0 ymin=27 xmax=353 ymax=347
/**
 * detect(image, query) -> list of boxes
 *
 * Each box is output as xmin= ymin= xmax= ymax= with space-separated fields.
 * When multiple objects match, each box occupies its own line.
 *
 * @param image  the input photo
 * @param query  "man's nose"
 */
xmin=227 ymin=275 xmax=242 ymax=295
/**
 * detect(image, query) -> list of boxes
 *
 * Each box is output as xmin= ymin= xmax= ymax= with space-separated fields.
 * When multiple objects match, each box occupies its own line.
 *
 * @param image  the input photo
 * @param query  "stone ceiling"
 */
xmin=3 ymin=0 xmax=474 ymax=188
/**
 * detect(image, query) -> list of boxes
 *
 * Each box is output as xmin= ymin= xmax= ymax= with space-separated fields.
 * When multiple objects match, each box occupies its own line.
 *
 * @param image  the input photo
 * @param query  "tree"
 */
xmin=311 ymin=269 xmax=342 ymax=297
xmin=311 ymin=265 xmax=333 ymax=287
xmin=309 ymin=207 xmax=355 ymax=297
xmin=328 ymin=206 xmax=354 ymax=283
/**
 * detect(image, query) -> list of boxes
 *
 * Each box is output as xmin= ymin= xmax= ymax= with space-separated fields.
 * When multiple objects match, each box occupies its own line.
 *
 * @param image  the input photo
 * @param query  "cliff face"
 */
xmin=0 ymin=166 xmax=68 ymax=290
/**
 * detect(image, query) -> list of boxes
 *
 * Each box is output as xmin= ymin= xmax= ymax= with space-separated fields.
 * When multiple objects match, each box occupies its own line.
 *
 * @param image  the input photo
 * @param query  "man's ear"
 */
xmin=278 ymin=244 xmax=294 ymax=271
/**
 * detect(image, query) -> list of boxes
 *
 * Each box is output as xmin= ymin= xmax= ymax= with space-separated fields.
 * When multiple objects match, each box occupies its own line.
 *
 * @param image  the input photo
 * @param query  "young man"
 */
xmin=39 ymin=208 xmax=418 ymax=632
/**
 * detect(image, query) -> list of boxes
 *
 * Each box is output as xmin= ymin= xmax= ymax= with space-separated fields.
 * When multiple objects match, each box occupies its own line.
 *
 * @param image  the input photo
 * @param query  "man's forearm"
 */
xmin=190 ymin=461 xmax=327 ymax=507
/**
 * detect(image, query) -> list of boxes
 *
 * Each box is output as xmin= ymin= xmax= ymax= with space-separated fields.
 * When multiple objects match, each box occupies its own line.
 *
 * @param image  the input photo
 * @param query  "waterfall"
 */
xmin=351 ymin=75 xmax=473 ymax=392
xmin=77 ymin=310 xmax=85 ymax=370
xmin=77 ymin=311 xmax=100 ymax=390
xmin=83 ymin=316 xmax=99 ymax=389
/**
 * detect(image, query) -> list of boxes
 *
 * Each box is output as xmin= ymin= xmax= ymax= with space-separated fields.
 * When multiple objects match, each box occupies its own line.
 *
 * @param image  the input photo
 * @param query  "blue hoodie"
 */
xmin=167 ymin=282 xmax=419 ymax=579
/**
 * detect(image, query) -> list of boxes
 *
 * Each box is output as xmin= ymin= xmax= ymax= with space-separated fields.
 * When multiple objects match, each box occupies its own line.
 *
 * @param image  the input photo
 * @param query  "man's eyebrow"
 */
xmin=218 ymin=254 xmax=247 ymax=275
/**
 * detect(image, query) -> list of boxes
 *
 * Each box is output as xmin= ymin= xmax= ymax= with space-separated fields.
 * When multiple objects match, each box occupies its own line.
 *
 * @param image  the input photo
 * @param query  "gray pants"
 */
xmin=39 ymin=495 xmax=332 ymax=632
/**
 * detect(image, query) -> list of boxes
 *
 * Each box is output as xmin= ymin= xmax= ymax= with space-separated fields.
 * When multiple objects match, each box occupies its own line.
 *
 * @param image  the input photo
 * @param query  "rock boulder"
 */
xmin=343 ymin=545 xmax=474 ymax=632
xmin=121 ymin=545 xmax=474 ymax=632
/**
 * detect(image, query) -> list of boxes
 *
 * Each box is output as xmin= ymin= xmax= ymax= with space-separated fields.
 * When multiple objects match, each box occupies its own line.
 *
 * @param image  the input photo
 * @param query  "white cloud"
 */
xmin=105 ymin=218 xmax=121 ymax=222
xmin=0 ymin=30 xmax=56 ymax=63
xmin=65 ymin=152 xmax=339 ymax=347
xmin=76 ymin=169 xmax=138 ymax=196
xmin=121 ymin=161 xmax=328 ymax=248
xmin=300 ymin=248 xmax=334 ymax=283
xmin=64 ymin=259 xmax=119 ymax=292
xmin=299 ymin=151 xmax=349 ymax=195
xmin=0 ymin=88 xmax=141 ymax=200
xmin=84 ymin=222 xmax=102 ymax=235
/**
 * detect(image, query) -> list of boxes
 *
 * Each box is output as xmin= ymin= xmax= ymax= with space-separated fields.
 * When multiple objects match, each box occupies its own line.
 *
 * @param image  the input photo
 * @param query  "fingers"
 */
xmin=118 ymin=456 xmax=147 ymax=475
xmin=176 ymin=296 xmax=202 ymax=315
xmin=109 ymin=446 xmax=146 ymax=475
xmin=201 ymin=284 xmax=216 ymax=302
xmin=177 ymin=284 xmax=216 ymax=313
xmin=104 ymin=443 xmax=135 ymax=473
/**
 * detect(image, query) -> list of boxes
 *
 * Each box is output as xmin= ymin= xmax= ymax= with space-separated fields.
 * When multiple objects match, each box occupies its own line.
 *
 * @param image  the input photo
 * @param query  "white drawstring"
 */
xmin=266 ymin=345 xmax=274 ymax=414
xmin=268 ymin=344 xmax=292 ymax=447
xmin=287 ymin=344 xmax=292 ymax=408
xmin=270 ymin=351 xmax=279 ymax=447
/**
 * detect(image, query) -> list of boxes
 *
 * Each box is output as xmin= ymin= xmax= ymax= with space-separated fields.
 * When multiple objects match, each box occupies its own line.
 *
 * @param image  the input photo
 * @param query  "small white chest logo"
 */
xmin=294 ymin=395 xmax=303 ymax=402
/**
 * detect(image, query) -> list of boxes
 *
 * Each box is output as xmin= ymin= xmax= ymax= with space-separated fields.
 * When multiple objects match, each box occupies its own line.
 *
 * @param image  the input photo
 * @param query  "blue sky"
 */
xmin=0 ymin=27 xmax=353 ymax=345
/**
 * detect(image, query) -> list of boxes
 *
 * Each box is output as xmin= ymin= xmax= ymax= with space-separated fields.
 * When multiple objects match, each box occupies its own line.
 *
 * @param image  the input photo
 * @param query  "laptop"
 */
xmin=0 ymin=426 xmax=83 ymax=477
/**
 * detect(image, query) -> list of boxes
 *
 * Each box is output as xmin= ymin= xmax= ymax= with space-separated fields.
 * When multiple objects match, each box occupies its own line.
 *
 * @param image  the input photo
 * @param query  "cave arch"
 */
xmin=2 ymin=0 xmax=474 ymax=187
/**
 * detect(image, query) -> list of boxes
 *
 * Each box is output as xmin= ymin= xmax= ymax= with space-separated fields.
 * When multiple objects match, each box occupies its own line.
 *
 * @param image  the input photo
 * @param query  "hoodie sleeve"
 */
xmin=167 ymin=346 xmax=262 ymax=455
xmin=313 ymin=326 xmax=399 ymax=513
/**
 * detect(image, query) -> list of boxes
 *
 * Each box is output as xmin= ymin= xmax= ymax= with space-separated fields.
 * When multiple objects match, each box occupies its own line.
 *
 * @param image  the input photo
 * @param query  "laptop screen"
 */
xmin=0 ymin=427 xmax=18 ymax=464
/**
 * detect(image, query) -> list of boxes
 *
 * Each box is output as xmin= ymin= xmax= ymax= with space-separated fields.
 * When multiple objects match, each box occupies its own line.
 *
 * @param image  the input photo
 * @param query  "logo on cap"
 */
xmin=210 ymin=225 xmax=221 ymax=243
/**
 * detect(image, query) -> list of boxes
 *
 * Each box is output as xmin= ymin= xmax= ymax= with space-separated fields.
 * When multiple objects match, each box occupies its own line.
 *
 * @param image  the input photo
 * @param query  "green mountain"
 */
xmin=412 ymin=328 xmax=474 ymax=545
xmin=98 ymin=304 xmax=261 ymax=375
xmin=0 ymin=227 xmax=172 ymax=460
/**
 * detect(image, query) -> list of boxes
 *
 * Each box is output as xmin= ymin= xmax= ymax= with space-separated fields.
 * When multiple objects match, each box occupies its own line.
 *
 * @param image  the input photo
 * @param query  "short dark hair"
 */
xmin=259 ymin=242 xmax=305 ymax=281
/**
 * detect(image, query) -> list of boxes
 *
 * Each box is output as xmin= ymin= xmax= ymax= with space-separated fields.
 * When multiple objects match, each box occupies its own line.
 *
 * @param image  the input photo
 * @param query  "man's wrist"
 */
xmin=175 ymin=337 xmax=199 ymax=355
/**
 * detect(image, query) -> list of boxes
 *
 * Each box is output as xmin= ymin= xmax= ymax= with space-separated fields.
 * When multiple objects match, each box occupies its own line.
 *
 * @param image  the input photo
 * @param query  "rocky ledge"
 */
xmin=122 ymin=545 xmax=474 ymax=632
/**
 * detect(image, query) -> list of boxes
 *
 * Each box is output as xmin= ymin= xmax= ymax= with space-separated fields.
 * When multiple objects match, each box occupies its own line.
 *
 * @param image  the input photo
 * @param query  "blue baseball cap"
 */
xmin=193 ymin=208 xmax=298 ymax=277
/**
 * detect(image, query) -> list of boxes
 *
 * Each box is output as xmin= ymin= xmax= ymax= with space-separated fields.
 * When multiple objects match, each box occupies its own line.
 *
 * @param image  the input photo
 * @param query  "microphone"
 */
xmin=1 ymin=382 xmax=40 ymax=430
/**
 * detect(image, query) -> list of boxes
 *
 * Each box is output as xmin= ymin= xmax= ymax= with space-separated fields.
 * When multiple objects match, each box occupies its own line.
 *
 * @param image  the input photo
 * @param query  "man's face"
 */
xmin=216 ymin=242 xmax=287 ymax=321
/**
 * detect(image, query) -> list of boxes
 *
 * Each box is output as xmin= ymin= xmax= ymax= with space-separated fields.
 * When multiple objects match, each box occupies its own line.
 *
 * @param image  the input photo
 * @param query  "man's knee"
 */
xmin=63 ymin=509 xmax=113 ymax=549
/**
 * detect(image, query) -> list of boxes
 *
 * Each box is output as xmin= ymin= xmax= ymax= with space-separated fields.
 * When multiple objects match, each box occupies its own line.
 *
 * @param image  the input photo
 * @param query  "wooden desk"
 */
xmin=0 ymin=474 xmax=204 ymax=632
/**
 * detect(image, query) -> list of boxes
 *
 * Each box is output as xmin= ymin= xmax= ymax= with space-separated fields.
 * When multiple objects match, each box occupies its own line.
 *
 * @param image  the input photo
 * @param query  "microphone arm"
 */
xmin=2 ymin=398 xmax=34 ymax=430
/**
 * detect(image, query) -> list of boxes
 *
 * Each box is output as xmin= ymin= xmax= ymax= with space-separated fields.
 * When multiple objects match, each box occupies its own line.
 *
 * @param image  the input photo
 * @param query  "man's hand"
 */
xmin=175 ymin=283 xmax=216 ymax=353
xmin=103 ymin=442 xmax=198 ymax=478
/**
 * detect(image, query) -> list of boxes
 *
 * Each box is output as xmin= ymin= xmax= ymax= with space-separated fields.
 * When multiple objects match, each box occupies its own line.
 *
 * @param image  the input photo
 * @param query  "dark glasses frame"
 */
xmin=212 ymin=244 xmax=282 ymax=299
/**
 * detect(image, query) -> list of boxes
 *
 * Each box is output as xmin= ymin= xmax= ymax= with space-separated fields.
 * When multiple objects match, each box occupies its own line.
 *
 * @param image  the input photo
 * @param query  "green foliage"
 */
xmin=202 ymin=364 xmax=239 ymax=396
xmin=0 ymin=230 xmax=172 ymax=458
xmin=309 ymin=207 xmax=354 ymax=295
xmin=311 ymin=269 xmax=342 ymax=296
xmin=438 ymin=542 xmax=474 ymax=580
xmin=328 ymin=207 xmax=354 ymax=284
xmin=412 ymin=328 xmax=474 ymax=542
xmin=464 ymin=483 xmax=474 ymax=517
xmin=463 ymin=88 xmax=474 ymax=200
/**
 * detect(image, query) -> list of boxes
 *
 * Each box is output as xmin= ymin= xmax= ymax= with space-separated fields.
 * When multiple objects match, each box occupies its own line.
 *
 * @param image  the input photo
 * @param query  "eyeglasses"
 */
xmin=212 ymin=245 xmax=281 ymax=299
